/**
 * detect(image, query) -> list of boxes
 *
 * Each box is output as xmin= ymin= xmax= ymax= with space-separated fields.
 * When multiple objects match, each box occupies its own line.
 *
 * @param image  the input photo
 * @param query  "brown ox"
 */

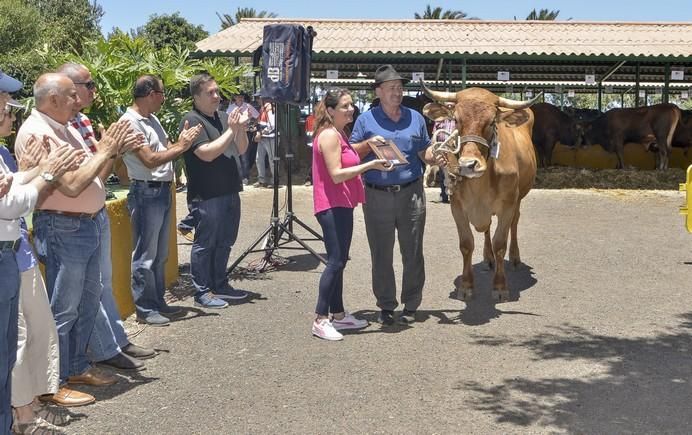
xmin=421 ymin=81 xmax=538 ymax=303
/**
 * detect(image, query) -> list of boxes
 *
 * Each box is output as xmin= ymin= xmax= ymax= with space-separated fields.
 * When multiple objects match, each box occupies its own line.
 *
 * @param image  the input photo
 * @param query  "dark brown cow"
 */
xmin=530 ymin=102 xmax=581 ymax=167
xmin=579 ymin=103 xmax=681 ymax=169
xmin=672 ymin=109 xmax=692 ymax=149
xmin=420 ymin=81 xmax=538 ymax=303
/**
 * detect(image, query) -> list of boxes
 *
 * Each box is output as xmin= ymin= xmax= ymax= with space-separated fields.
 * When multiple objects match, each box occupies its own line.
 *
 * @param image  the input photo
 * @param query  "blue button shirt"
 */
xmin=0 ymin=146 xmax=37 ymax=272
xmin=350 ymin=106 xmax=430 ymax=185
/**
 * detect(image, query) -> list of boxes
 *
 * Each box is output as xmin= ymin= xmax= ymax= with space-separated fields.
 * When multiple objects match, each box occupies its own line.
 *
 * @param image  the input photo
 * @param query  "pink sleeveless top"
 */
xmin=312 ymin=128 xmax=366 ymax=214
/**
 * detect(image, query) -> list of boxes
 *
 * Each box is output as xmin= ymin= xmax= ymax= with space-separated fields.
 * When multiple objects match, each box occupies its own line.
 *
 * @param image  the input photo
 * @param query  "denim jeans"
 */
xmin=239 ymin=134 xmax=258 ymax=180
xmin=256 ymin=137 xmax=275 ymax=184
xmin=315 ymin=207 xmax=353 ymax=316
xmin=88 ymin=214 xmax=129 ymax=362
xmin=190 ymin=193 xmax=241 ymax=296
xmin=0 ymin=247 xmax=19 ymax=434
xmin=33 ymin=209 xmax=105 ymax=385
xmin=127 ymin=181 xmax=173 ymax=318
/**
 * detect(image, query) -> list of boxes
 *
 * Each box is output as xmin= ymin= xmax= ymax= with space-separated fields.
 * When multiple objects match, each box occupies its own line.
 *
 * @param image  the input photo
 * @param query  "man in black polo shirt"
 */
xmin=180 ymin=73 xmax=249 ymax=309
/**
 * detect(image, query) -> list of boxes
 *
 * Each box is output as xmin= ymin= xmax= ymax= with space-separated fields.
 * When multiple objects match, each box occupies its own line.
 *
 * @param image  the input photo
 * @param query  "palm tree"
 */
xmin=525 ymin=8 xmax=562 ymax=20
xmin=216 ymin=7 xmax=278 ymax=29
xmin=414 ymin=4 xmax=476 ymax=20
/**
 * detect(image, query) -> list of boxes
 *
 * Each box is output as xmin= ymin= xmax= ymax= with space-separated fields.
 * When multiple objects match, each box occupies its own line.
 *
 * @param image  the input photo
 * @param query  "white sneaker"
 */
xmin=331 ymin=312 xmax=369 ymax=330
xmin=312 ymin=318 xmax=343 ymax=341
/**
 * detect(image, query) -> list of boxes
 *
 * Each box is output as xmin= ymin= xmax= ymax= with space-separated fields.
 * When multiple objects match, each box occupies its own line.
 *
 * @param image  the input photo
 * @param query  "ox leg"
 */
xmin=483 ymin=230 xmax=494 ymax=270
xmin=508 ymin=202 xmax=521 ymax=268
xmin=491 ymin=208 xmax=513 ymax=303
xmin=452 ymin=207 xmax=475 ymax=301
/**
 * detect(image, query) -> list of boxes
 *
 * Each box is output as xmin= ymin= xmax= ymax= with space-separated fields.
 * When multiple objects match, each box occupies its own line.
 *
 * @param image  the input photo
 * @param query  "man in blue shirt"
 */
xmin=350 ymin=65 xmax=442 ymax=326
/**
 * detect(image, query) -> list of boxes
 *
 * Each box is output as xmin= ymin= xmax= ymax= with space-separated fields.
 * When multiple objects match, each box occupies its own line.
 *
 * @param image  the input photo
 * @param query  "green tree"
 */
xmin=38 ymin=33 xmax=252 ymax=138
xmin=414 ymin=4 xmax=475 ymax=19
xmin=216 ymin=7 xmax=278 ymax=29
xmin=133 ymin=13 xmax=209 ymax=51
xmin=28 ymin=0 xmax=104 ymax=54
xmin=525 ymin=8 xmax=563 ymax=20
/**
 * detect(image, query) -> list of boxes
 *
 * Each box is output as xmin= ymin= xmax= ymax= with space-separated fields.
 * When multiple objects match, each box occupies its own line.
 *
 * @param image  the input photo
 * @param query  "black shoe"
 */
xmin=398 ymin=309 xmax=416 ymax=325
xmin=122 ymin=343 xmax=156 ymax=360
xmin=378 ymin=310 xmax=395 ymax=325
xmin=97 ymin=352 xmax=145 ymax=371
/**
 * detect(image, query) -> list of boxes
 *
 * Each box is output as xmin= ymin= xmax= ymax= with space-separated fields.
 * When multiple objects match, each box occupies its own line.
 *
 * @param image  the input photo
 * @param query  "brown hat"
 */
xmin=372 ymin=64 xmax=408 ymax=89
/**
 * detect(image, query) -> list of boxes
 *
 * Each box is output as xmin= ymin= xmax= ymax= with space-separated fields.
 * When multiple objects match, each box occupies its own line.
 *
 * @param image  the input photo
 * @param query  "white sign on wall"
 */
xmin=568 ymin=89 xmax=575 ymax=97
xmin=411 ymin=72 xmax=425 ymax=82
xmin=681 ymin=91 xmax=689 ymax=99
xmin=671 ymin=69 xmax=685 ymax=80
xmin=525 ymin=89 xmax=533 ymax=97
xmin=585 ymin=74 xmax=595 ymax=84
xmin=497 ymin=71 xmax=510 ymax=81
xmin=326 ymin=70 xmax=339 ymax=80
xmin=638 ymin=90 xmax=647 ymax=98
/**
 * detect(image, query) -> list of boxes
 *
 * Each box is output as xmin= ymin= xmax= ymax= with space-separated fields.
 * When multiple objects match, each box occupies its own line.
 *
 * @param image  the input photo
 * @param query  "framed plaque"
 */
xmin=369 ymin=140 xmax=409 ymax=166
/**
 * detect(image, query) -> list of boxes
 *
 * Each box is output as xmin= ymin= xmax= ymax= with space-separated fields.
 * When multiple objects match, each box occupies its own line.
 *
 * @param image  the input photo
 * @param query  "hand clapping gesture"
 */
xmin=0 ymin=172 xmax=13 ymax=198
xmin=227 ymin=108 xmax=249 ymax=132
xmin=176 ymin=120 xmax=203 ymax=151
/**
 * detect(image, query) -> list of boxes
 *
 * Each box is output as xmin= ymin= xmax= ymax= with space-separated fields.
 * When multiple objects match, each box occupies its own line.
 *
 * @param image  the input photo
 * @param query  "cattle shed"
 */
xmin=195 ymin=18 xmax=692 ymax=109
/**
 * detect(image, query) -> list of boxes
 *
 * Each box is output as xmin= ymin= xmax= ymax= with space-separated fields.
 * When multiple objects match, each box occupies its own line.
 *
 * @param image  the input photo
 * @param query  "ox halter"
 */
xmin=430 ymin=123 xmax=499 ymax=160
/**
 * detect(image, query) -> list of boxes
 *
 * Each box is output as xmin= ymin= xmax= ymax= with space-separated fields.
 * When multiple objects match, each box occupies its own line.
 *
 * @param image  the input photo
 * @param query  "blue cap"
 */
xmin=0 ymin=70 xmax=22 ymax=93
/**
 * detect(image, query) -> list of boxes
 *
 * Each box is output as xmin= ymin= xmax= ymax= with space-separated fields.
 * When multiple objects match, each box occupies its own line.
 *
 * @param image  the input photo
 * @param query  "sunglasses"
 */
xmin=74 ymin=80 xmax=96 ymax=91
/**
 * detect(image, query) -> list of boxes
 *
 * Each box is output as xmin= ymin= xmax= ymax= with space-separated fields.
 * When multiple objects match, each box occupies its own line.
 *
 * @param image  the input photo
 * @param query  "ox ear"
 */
xmin=497 ymin=107 xmax=531 ymax=128
xmin=423 ymin=102 xmax=455 ymax=122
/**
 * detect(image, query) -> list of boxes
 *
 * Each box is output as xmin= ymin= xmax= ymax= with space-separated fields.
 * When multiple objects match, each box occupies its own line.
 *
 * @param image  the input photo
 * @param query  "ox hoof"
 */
xmin=458 ymin=288 xmax=474 ymax=302
xmin=492 ymin=289 xmax=510 ymax=303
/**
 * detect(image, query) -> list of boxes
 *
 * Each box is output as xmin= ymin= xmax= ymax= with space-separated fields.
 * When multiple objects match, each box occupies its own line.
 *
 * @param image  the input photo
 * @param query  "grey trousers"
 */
xmin=362 ymin=179 xmax=426 ymax=312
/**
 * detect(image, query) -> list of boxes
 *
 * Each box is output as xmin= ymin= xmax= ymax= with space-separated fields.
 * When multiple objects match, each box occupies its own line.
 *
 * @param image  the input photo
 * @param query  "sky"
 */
xmin=99 ymin=0 xmax=692 ymax=35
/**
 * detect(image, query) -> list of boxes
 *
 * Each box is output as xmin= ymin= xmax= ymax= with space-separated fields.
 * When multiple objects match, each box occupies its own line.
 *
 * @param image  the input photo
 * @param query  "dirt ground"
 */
xmin=59 ymin=182 xmax=692 ymax=434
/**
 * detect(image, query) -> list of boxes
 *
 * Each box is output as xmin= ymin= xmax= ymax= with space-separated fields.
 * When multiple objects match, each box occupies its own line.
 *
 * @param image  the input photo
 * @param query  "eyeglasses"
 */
xmin=4 ymin=104 xmax=23 ymax=116
xmin=74 ymin=80 xmax=96 ymax=91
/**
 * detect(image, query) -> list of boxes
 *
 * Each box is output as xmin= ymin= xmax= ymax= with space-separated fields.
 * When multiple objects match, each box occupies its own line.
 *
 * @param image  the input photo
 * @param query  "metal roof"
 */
xmin=196 ymin=18 xmax=692 ymax=59
xmin=195 ymin=18 xmax=692 ymax=96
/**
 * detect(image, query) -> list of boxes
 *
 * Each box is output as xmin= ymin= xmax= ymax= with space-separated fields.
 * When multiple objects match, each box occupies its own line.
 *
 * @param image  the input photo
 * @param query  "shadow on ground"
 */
xmin=458 ymin=312 xmax=692 ymax=433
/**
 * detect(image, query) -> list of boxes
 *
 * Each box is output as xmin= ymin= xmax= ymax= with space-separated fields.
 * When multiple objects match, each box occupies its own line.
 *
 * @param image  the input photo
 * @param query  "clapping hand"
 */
xmin=38 ymin=141 xmax=85 ymax=179
xmin=0 ymin=172 xmax=13 ymax=198
xmin=228 ymin=108 xmax=248 ymax=131
xmin=18 ymin=134 xmax=50 ymax=171
xmin=176 ymin=120 xmax=203 ymax=151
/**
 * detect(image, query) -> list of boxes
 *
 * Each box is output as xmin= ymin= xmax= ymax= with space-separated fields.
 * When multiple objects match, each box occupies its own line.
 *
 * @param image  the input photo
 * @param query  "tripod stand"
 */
xmin=228 ymin=103 xmax=326 ymax=273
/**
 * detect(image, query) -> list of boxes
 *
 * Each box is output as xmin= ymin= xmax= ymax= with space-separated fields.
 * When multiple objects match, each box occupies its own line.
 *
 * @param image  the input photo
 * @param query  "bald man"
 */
xmin=15 ymin=73 xmax=140 ymax=407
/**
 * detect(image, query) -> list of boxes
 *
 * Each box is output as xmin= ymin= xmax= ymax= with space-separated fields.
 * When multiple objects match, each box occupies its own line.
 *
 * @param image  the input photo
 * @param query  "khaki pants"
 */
xmin=12 ymin=266 xmax=59 ymax=407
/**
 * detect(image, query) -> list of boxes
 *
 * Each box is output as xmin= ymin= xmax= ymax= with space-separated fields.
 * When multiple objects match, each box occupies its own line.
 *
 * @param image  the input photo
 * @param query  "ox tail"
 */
xmin=666 ymin=106 xmax=682 ymax=148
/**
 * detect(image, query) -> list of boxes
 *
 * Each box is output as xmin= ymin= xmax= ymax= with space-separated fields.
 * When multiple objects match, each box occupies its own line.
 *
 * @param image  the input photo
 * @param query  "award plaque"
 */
xmin=369 ymin=140 xmax=409 ymax=166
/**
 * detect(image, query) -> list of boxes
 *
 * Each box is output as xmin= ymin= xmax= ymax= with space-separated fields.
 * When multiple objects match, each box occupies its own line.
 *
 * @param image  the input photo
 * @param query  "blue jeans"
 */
xmin=0 ymin=246 xmax=19 ymax=434
xmin=191 ymin=193 xmax=241 ymax=296
xmin=33 ymin=209 xmax=105 ymax=384
xmin=239 ymin=135 xmax=258 ymax=180
xmin=127 ymin=181 xmax=172 ymax=318
xmin=88 ymin=214 xmax=129 ymax=362
xmin=315 ymin=207 xmax=353 ymax=316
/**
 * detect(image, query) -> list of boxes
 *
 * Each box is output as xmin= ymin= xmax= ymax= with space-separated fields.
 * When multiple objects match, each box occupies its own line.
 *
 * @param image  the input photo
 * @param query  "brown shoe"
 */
xmin=67 ymin=367 xmax=118 ymax=386
xmin=39 ymin=386 xmax=95 ymax=407
xmin=177 ymin=227 xmax=194 ymax=242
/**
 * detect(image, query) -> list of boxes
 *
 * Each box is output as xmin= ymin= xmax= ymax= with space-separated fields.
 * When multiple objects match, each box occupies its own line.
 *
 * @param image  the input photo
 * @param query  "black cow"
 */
xmin=530 ymin=103 xmax=581 ymax=167
xmin=578 ymin=103 xmax=681 ymax=169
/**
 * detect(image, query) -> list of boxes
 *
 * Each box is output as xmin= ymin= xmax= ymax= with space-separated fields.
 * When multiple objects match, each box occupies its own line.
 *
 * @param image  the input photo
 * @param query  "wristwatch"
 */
xmin=40 ymin=172 xmax=55 ymax=183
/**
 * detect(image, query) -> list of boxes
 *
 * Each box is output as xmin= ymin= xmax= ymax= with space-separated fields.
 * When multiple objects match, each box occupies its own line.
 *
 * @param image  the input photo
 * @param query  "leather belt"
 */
xmin=0 ymin=239 xmax=21 ymax=252
xmin=131 ymin=179 xmax=172 ymax=187
xmin=365 ymin=178 xmax=420 ymax=193
xmin=35 ymin=208 xmax=103 ymax=219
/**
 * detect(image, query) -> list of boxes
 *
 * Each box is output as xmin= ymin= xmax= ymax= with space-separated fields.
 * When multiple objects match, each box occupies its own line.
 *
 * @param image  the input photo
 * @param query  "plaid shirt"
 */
xmin=70 ymin=112 xmax=98 ymax=153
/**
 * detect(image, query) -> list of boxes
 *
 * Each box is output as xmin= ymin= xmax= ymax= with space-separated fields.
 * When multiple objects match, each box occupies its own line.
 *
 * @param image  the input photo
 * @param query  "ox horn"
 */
xmin=419 ymin=79 xmax=456 ymax=102
xmin=498 ymin=92 xmax=544 ymax=109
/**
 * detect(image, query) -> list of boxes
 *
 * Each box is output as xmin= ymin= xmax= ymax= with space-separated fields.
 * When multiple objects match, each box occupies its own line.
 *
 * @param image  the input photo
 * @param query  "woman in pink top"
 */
xmin=311 ymin=88 xmax=391 ymax=341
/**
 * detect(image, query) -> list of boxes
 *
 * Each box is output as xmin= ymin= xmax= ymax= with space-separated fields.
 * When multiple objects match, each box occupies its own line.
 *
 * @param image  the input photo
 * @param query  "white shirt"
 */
xmin=0 ymin=160 xmax=38 ymax=241
xmin=119 ymin=108 xmax=174 ymax=182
